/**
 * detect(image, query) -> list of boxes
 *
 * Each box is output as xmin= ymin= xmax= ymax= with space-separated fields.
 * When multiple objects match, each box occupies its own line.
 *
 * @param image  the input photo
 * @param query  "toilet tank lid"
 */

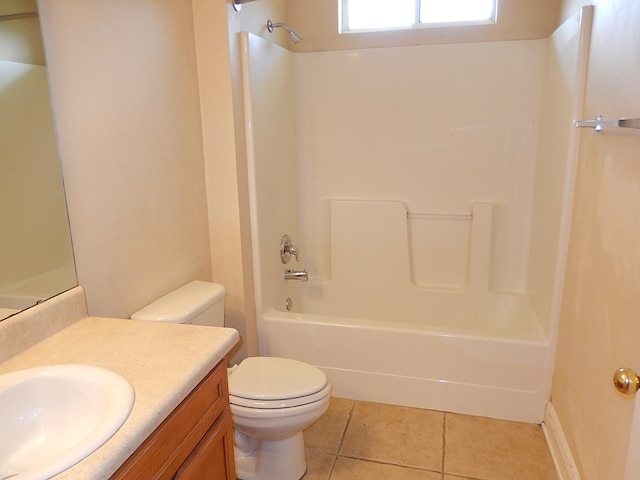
xmin=130 ymin=281 xmax=226 ymax=324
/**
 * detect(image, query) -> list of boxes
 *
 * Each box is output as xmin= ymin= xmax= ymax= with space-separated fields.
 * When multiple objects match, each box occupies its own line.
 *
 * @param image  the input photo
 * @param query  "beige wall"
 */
xmin=289 ymin=0 xmax=559 ymax=52
xmin=39 ymin=0 xmax=212 ymax=320
xmin=552 ymin=1 xmax=640 ymax=479
xmin=32 ymin=0 xmax=289 ymax=363
xmin=192 ymin=0 xmax=264 ymax=362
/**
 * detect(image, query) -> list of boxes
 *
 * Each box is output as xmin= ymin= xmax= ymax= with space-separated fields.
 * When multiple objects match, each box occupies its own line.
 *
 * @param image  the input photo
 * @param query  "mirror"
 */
xmin=0 ymin=0 xmax=77 ymax=320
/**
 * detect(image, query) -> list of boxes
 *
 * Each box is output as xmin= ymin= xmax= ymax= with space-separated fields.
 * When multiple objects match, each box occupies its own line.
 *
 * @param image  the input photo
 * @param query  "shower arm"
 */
xmin=267 ymin=19 xmax=303 ymax=43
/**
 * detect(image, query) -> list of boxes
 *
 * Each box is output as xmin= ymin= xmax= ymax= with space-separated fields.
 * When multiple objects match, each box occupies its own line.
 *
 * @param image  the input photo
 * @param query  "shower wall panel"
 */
xmin=294 ymin=40 xmax=546 ymax=295
xmin=241 ymin=33 xmax=300 ymax=314
xmin=527 ymin=8 xmax=591 ymax=333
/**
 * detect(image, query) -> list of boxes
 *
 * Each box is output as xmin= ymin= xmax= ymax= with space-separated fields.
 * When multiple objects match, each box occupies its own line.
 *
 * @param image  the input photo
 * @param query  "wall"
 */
xmin=294 ymin=40 xmax=544 ymax=296
xmin=191 ymin=0 xmax=252 ymax=363
xmin=527 ymin=7 xmax=591 ymax=340
xmin=551 ymin=1 xmax=640 ymax=479
xmin=38 ymin=0 xmax=212 ymax=319
xmin=241 ymin=33 xmax=300 ymax=316
xmin=289 ymin=0 xmax=559 ymax=52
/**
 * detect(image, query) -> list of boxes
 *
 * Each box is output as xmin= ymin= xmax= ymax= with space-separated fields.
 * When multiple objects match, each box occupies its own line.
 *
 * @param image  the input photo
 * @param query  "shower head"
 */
xmin=267 ymin=19 xmax=303 ymax=44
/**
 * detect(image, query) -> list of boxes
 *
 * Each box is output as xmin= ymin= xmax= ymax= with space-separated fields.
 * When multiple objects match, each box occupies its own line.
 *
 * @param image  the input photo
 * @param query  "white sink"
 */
xmin=0 ymin=364 xmax=135 ymax=480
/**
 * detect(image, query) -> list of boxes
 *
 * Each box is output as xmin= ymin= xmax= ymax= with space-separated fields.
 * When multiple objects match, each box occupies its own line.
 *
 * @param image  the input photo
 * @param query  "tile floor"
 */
xmin=302 ymin=398 xmax=559 ymax=480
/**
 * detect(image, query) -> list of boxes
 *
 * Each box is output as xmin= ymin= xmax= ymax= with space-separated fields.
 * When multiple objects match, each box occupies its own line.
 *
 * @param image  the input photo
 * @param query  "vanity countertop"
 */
xmin=0 ymin=315 xmax=239 ymax=480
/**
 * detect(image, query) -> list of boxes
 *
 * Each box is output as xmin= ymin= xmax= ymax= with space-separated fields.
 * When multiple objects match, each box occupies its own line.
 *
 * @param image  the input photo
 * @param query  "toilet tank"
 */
xmin=130 ymin=280 xmax=226 ymax=326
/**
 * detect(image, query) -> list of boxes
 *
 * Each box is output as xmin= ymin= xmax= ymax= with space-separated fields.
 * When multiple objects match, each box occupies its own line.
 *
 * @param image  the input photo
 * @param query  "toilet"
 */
xmin=130 ymin=280 xmax=331 ymax=480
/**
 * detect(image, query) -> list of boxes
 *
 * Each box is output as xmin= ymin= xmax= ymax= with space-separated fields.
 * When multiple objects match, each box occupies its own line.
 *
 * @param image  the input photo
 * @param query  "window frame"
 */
xmin=339 ymin=0 xmax=498 ymax=34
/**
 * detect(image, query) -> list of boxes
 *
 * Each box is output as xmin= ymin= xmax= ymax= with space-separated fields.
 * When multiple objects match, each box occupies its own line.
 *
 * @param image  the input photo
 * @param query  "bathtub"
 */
xmin=0 ymin=263 xmax=76 ymax=319
xmin=0 ymin=294 xmax=41 ymax=318
xmin=257 ymin=291 xmax=551 ymax=423
xmin=239 ymin=22 xmax=588 ymax=424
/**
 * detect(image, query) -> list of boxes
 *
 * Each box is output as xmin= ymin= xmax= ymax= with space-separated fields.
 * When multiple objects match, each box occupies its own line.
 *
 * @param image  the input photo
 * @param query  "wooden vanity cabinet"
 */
xmin=110 ymin=359 xmax=236 ymax=480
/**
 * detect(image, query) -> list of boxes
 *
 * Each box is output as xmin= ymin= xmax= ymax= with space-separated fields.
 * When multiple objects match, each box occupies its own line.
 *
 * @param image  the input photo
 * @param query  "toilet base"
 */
xmin=235 ymin=430 xmax=307 ymax=480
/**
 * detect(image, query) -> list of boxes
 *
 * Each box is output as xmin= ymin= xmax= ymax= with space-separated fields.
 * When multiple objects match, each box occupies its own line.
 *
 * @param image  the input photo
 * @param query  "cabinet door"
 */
xmin=111 ymin=361 xmax=228 ymax=480
xmin=173 ymin=410 xmax=236 ymax=480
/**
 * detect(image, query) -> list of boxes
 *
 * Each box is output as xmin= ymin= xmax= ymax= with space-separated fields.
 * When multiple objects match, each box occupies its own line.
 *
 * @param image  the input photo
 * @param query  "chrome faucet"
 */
xmin=284 ymin=269 xmax=308 ymax=282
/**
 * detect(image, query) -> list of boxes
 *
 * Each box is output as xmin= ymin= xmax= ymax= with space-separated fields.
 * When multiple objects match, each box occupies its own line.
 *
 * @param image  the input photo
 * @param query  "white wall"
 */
xmin=242 ymin=33 xmax=300 ymax=315
xmin=294 ymin=40 xmax=545 ymax=296
xmin=527 ymin=7 xmax=591 ymax=337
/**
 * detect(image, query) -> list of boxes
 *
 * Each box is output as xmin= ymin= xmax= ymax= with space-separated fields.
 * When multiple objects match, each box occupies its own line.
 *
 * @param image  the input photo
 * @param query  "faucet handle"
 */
xmin=280 ymin=234 xmax=299 ymax=263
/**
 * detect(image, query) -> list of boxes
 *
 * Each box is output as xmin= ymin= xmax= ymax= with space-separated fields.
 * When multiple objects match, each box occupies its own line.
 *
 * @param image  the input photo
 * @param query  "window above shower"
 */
xmin=339 ymin=0 xmax=497 ymax=33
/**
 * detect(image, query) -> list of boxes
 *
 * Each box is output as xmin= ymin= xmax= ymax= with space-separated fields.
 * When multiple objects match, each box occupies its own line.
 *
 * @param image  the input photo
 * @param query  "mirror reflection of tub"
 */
xmin=0 ymin=3 xmax=78 ymax=320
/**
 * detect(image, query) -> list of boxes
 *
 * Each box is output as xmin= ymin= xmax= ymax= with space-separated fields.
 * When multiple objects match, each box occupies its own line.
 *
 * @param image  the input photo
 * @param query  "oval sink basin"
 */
xmin=0 ymin=364 xmax=135 ymax=480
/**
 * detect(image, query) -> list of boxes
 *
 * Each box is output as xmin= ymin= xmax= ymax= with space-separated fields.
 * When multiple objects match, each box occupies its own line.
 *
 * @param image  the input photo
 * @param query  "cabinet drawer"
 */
xmin=110 ymin=359 xmax=229 ymax=480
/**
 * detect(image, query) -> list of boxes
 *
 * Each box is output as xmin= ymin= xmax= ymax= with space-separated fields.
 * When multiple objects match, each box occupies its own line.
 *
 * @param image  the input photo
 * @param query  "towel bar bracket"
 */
xmin=575 ymin=115 xmax=640 ymax=131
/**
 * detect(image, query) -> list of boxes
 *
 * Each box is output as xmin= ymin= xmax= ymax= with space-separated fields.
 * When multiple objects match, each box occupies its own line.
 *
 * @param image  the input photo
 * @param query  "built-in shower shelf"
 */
xmin=575 ymin=115 xmax=640 ymax=131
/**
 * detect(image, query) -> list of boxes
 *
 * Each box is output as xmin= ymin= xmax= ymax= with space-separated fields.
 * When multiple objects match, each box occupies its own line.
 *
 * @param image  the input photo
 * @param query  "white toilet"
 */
xmin=130 ymin=280 xmax=331 ymax=480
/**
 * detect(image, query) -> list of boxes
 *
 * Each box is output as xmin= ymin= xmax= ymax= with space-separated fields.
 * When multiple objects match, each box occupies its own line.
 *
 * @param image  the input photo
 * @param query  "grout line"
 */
xmin=334 ymin=454 xmax=442 ymax=474
xmin=336 ymin=399 xmax=356 ymax=454
xmin=441 ymin=475 xmax=486 ymax=480
xmin=327 ymin=400 xmax=356 ymax=479
xmin=326 ymin=455 xmax=337 ymax=480
xmin=442 ymin=412 xmax=447 ymax=474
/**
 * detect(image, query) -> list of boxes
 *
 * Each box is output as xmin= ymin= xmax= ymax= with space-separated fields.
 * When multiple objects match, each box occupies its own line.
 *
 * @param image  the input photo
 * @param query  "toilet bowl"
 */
xmin=229 ymin=356 xmax=331 ymax=480
xmin=130 ymin=281 xmax=331 ymax=480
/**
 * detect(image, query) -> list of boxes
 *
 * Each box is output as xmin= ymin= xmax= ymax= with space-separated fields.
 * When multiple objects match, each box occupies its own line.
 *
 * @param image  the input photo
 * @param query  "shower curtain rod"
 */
xmin=0 ymin=12 xmax=38 ymax=22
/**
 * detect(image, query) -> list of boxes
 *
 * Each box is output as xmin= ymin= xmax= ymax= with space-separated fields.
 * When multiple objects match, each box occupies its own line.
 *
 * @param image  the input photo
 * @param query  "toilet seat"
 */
xmin=229 ymin=357 xmax=329 ymax=409
xmin=230 ymin=382 xmax=331 ymax=409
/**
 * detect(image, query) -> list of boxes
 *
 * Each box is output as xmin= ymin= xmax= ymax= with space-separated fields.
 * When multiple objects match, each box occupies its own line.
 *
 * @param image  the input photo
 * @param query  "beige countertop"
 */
xmin=0 ymin=315 xmax=239 ymax=479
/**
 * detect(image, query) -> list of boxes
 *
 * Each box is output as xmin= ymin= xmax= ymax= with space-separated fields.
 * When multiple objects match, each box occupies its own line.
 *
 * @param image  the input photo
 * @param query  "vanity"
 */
xmin=0 ymin=287 xmax=239 ymax=479
xmin=109 ymin=360 xmax=235 ymax=479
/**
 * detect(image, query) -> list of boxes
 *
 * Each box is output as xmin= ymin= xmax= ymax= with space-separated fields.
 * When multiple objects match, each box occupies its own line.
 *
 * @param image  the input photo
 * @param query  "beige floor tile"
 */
xmin=306 ymin=397 xmax=355 ymax=454
xmin=445 ymin=413 xmax=559 ymax=480
xmin=340 ymin=401 xmax=444 ymax=471
xmin=303 ymin=450 xmax=336 ymax=480
xmin=331 ymin=457 xmax=442 ymax=480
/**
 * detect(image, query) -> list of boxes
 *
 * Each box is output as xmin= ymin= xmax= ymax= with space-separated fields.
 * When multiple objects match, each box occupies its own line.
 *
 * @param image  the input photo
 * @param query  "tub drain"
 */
xmin=285 ymin=298 xmax=293 ymax=311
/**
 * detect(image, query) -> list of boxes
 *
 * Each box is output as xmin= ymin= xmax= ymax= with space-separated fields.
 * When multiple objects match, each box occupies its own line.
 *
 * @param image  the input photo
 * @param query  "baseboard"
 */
xmin=542 ymin=401 xmax=581 ymax=480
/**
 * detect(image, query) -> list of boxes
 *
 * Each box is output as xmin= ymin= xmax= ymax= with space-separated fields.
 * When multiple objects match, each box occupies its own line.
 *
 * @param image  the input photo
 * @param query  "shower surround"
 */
xmin=241 ymin=7 xmax=592 ymax=423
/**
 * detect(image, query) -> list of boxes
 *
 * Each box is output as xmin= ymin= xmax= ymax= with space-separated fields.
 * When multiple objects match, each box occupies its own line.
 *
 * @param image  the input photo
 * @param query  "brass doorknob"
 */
xmin=613 ymin=367 xmax=640 ymax=395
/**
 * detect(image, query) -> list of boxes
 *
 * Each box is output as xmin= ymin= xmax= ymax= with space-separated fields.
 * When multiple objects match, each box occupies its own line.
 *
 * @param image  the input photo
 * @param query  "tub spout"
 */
xmin=284 ymin=269 xmax=308 ymax=282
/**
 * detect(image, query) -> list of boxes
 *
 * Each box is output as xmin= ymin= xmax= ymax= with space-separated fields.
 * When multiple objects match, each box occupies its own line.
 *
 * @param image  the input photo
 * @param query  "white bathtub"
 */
xmin=0 ymin=294 xmax=41 ymax=318
xmin=239 ymin=24 xmax=588 ymax=424
xmin=258 ymin=292 xmax=551 ymax=423
xmin=0 ymin=263 xmax=76 ymax=319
